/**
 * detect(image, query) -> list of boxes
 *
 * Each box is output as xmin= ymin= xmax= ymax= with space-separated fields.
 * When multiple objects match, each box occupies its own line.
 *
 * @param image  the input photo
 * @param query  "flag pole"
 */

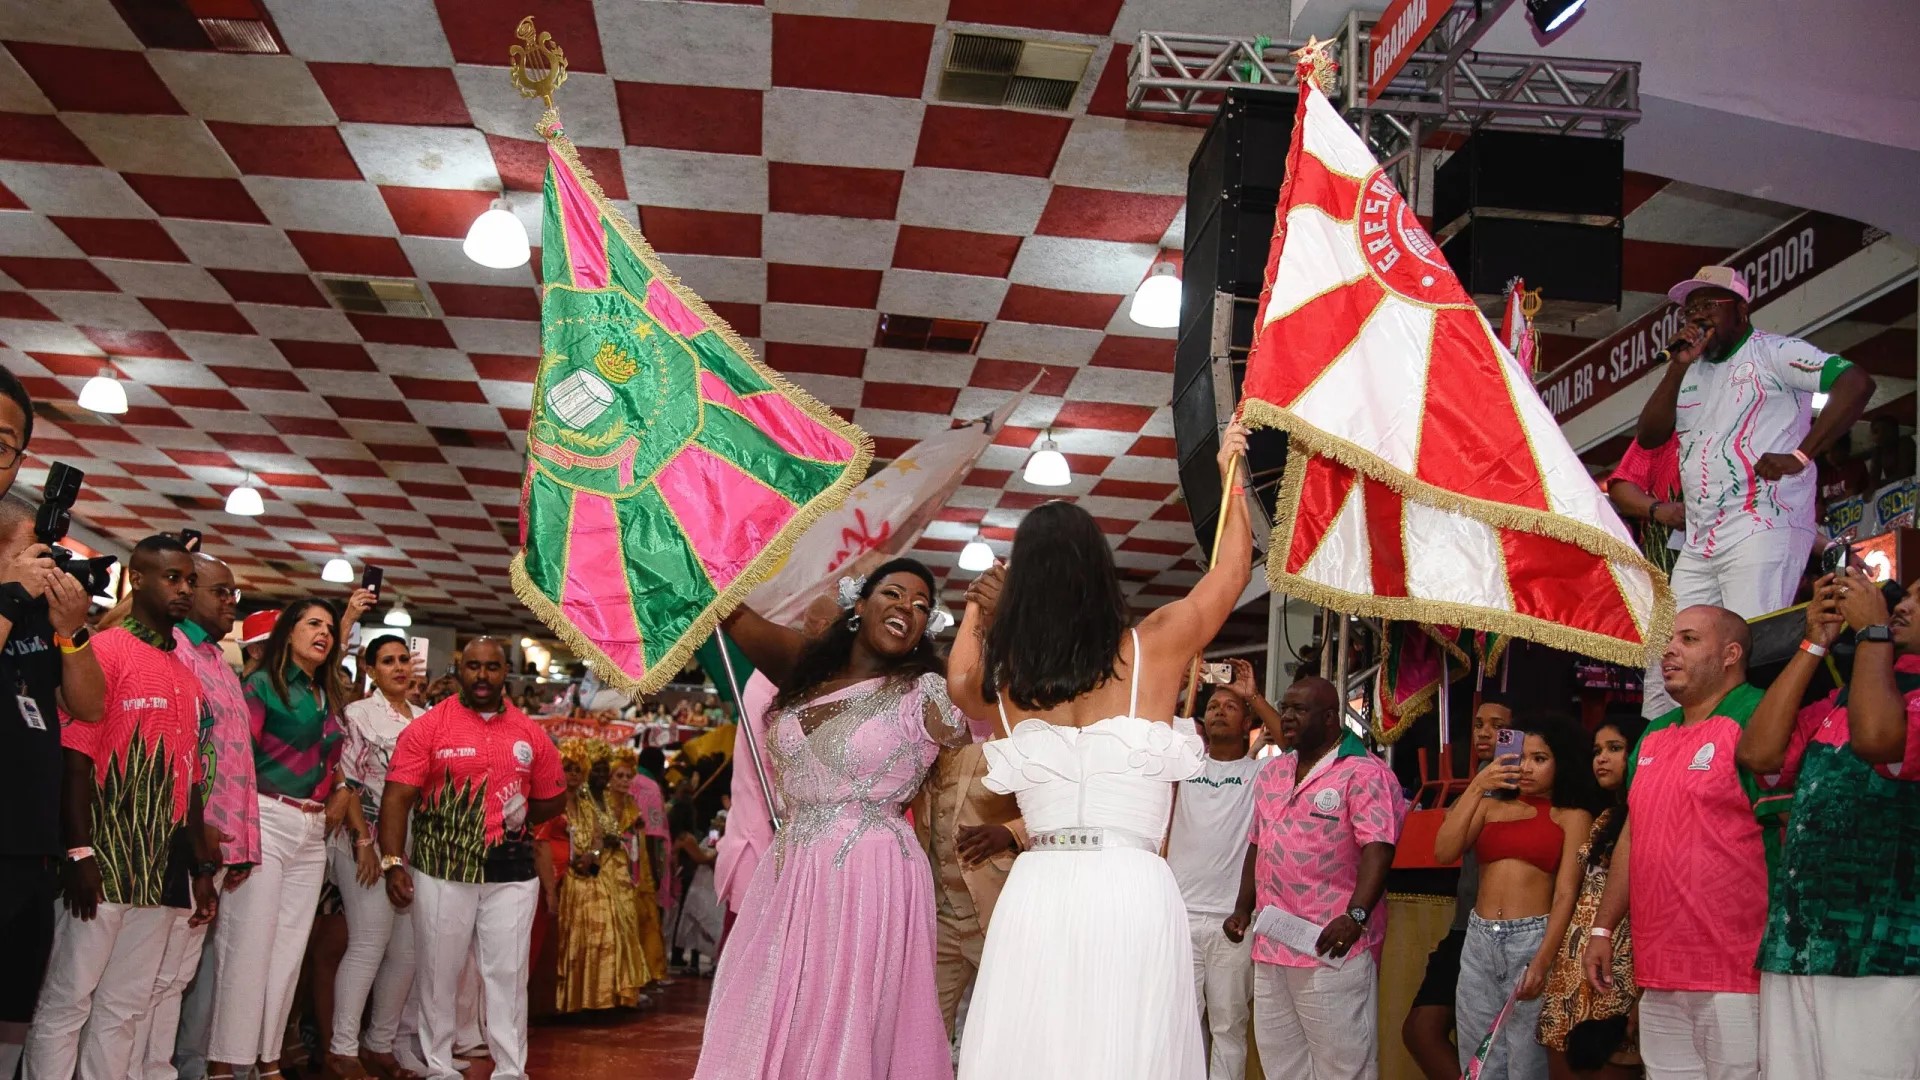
xmin=1181 ymin=452 xmax=1244 ymax=718
xmin=713 ymin=627 xmax=780 ymax=832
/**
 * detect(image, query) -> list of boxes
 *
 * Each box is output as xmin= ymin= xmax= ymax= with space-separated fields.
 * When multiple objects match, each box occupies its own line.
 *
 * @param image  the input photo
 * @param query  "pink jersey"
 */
xmin=1246 ymin=734 xmax=1404 ymax=967
xmin=388 ymin=698 xmax=565 ymax=884
xmin=61 ymin=627 xmax=203 ymax=820
xmin=1626 ymin=684 xmax=1771 ymax=993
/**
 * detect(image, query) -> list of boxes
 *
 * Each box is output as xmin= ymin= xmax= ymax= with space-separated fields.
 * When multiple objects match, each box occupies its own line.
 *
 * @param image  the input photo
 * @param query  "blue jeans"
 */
xmin=1456 ymin=911 xmax=1549 ymax=1080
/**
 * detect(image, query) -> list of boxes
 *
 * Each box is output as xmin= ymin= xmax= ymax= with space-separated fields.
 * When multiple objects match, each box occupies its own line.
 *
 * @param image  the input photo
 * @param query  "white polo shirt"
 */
xmin=1674 ymin=328 xmax=1852 ymax=558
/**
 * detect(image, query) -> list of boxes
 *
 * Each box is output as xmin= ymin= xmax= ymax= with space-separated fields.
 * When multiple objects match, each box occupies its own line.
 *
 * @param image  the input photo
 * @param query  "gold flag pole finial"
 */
xmin=1291 ymin=35 xmax=1338 ymax=95
xmin=508 ymin=16 xmax=569 ymax=112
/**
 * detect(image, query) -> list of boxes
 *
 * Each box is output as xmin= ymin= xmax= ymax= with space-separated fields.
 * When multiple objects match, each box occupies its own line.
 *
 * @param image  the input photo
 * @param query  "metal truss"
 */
xmin=1126 ymin=5 xmax=1640 ymax=201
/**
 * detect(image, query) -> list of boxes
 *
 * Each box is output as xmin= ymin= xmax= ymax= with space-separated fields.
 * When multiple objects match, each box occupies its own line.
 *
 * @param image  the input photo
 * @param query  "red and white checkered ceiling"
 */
xmin=0 ymin=0 xmax=1881 ymax=638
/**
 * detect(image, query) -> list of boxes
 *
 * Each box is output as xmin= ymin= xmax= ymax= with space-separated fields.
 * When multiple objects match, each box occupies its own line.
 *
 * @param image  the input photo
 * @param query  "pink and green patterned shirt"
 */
xmin=1246 ymin=732 xmax=1405 ymax=967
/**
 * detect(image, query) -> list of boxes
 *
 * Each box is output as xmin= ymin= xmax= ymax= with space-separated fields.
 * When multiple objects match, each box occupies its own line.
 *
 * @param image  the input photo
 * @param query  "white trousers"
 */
xmin=410 ymin=873 xmax=535 ymax=1080
xmin=207 ymin=796 xmax=327 ymax=1064
xmin=24 ymin=901 xmax=173 ymax=1080
xmin=171 ymin=927 xmax=218 ymax=1080
xmin=129 ymin=906 xmax=208 ymax=1080
xmin=1760 ymin=971 xmax=1920 ymax=1079
xmin=328 ymin=836 xmax=416 ymax=1056
xmin=1644 ymin=527 xmax=1814 ymax=717
xmin=1637 ymin=988 xmax=1759 ymax=1080
xmin=1252 ymin=955 xmax=1379 ymax=1080
xmin=1189 ymin=912 xmax=1252 ymax=1080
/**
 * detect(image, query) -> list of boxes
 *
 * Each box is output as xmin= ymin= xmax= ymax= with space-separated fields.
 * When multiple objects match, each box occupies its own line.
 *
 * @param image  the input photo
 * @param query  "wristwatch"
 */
xmin=1860 ymin=625 xmax=1895 ymax=644
xmin=379 ymin=855 xmax=405 ymax=872
xmin=55 ymin=625 xmax=91 ymax=651
xmin=1347 ymin=905 xmax=1370 ymax=927
xmin=192 ymin=860 xmax=220 ymax=879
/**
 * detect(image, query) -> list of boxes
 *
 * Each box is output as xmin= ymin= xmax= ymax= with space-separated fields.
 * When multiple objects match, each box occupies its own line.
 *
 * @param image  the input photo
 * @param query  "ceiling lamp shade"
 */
xmin=224 ymin=476 xmax=264 ymax=517
xmin=322 ymin=558 xmax=354 ymax=584
xmin=383 ymin=599 xmax=412 ymax=627
xmin=958 ymin=539 xmax=995 ymax=572
xmin=1128 ymin=263 xmax=1182 ymax=329
xmin=463 ymin=201 xmax=530 ymax=269
xmin=78 ymin=368 xmax=128 ymax=415
xmin=1023 ymin=432 xmax=1072 ymax=487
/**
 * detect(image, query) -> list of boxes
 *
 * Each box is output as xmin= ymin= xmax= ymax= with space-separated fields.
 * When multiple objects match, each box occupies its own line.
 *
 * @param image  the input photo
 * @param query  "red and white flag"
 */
xmin=1239 ymin=56 xmax=1671 ymax=667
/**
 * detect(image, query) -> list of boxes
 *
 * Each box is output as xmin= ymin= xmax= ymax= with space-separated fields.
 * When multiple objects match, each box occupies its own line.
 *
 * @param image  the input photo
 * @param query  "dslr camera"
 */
xmin=37 ymin=462 xmax=116 ymax=597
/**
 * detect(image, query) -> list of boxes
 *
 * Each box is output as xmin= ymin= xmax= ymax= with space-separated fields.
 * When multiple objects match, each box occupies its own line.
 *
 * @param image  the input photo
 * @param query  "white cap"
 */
xmin=1668 ymin=265 xmax=1751 ymax=306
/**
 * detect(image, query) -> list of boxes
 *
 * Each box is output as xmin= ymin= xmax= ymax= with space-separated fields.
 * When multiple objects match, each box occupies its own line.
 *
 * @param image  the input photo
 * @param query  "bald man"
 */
xmin=1226 ymin=676 xmax=1403 ymax=1080
xmin=715 ymin=593 xmax=842 ymax=922
xmin=1583 ymin=605 xmax=1775 ymax=1080
xmin=381 ymin=638 xmax=566 ymax=1080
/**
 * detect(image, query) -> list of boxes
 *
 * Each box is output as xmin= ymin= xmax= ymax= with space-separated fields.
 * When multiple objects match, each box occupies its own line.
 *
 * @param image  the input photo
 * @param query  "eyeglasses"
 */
xmin=0 ymin=438 xmax=23 ymax=470
xmin=1679 ymin=296 xmax=1738 ymax=318
xmin=198 ymin=584 xmax=241 ymax=603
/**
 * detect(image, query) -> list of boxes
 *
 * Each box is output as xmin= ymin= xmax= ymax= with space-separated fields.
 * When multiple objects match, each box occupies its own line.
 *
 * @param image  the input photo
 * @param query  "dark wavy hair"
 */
xmin=1517 ymin=712 xmax=1604 ymax=814
xmin=1587 ymin=713 xmax=1648 ymax=868
xmin=772 ymin=557 xmax=944 ymax=710
xmin=259 ymin=598 xmax=349 ymax=721
xmin=986 ymin=501 xmax=1129 ymax=711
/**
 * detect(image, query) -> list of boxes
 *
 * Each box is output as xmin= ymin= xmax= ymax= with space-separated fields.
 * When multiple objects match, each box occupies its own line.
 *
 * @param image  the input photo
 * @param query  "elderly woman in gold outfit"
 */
xmin=555 ymin=739 xmax=653 ymax=1012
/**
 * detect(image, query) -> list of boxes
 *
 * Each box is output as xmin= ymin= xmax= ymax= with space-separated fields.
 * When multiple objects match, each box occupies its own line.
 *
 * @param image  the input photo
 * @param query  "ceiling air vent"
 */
xmin=939 ymin=33 xmax=1094 ymax=112
xmin=318 ymin=276 xmax=433 ymax=318
xmin=875 ymin=314 xmax=986 ymax=354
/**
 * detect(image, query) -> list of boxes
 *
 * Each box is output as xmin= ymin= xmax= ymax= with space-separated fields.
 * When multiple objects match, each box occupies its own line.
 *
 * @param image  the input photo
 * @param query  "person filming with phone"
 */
xmin=1433 ymin=715 xmax=1598 ymax=1080
xmin=1633 ymin=266 xmax=1875 ymax=719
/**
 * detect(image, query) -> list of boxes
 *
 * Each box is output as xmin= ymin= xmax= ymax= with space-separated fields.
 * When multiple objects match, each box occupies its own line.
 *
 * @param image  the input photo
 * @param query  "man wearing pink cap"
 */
xmin=1634 ymin=265 xmax=1875 ymax=717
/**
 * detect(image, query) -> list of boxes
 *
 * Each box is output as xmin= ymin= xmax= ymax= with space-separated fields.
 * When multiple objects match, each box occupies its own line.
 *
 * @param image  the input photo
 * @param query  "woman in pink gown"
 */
xmin=694 ymin=558 xmax=967 ymax=1080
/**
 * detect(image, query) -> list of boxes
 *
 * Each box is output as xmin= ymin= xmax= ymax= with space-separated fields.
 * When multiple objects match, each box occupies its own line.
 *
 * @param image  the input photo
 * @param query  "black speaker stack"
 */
xmin=1433 ymin=130 xmax=1625 ymax=308
xmin=1174 ymin=90 xmax=1295 ymax=558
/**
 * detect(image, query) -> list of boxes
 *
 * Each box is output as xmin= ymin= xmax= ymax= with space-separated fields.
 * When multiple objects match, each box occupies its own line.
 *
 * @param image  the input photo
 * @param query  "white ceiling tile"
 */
xmin=876 ymin=269 xmax=1008 ymax=322
xmin=761 ymin=303 xmax=878 ymax=348
xmin=897 ymin=167 xmax=1050 ymax=235
xmin=0 ymin=163 xmax=149 ymax=218
xmin=1008 ymin=236 xmax=1157 ymax=293
xmin=244 ymin=177 xmax=399 ymax=236
xmin=261 ymin=0 xmax=453 ymax=65
xmin=598 ymin=0 xmax=773 ymax=89
xmin=161 ymin=220 xmax=307 ymax=273
xmin=764 ymin=90 xmax=926 ymax=170
xmin=339 ymin=124 xmax=499 ymax=191
xmin=62 ymin=115 xmax=237 ymax=179
xmin=94 ymin=261 xmax=230 ymax=303
xmin=454 ymin=65 xmax=619 ymax=147
xmin=763 ymin=213 xmax=899 ymax=270
xmin=622 ymin=147 xmax=768 ymax=214
xmin=1052 ymin=115 xmax=1200 ymax=195
xmin=148 ymin=52 xmax=337 ymax=125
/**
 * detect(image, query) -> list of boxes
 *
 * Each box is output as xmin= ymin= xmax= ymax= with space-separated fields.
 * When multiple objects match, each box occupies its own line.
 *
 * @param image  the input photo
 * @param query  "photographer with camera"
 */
xmin=0 ymin=369 xmax=109 ymax=1080
xmin=26 ymin=533 xmax=218 ymax=1080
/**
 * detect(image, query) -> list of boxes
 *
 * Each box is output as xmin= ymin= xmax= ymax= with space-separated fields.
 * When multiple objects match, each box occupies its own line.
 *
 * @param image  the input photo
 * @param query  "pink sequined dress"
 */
xmin=693 ymin=671 xmax=967 ymax=1080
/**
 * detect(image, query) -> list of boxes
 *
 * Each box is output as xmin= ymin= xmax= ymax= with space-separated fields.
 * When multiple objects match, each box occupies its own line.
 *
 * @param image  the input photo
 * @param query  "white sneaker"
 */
xmin=394 ymin=1037 xmax=469 ymax=1075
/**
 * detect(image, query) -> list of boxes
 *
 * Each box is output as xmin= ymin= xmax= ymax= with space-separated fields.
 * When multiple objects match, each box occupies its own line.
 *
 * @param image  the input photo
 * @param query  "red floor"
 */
xmin=521 ymin=979 xmax=710 ymax=1079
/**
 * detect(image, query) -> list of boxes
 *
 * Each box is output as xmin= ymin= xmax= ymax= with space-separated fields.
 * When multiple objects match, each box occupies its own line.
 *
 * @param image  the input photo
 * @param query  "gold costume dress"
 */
xmin=627 ymin=823 xmax=670 ymax=982
xmin=556 ymin=787 xmax=653 ymax=1012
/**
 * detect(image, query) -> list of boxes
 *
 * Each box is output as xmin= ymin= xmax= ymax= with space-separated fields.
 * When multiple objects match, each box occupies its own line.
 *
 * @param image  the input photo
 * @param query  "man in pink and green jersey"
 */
xmin=1583 ymin=606 xmax=1783 ymax=1080
xmin=1635 ymin=265 xmax=1875 ymax=719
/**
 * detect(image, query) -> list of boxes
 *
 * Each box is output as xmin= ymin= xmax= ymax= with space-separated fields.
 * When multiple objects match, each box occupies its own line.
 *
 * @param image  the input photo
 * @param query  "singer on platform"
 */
xmin=1633 ymin=265 xmax=1874 ymax=718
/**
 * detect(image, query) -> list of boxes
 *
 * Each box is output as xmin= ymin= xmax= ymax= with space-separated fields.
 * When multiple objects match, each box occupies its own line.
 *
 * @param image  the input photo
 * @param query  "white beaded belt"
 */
xmin=1027 ymin=828 xmax=1160 ymax=853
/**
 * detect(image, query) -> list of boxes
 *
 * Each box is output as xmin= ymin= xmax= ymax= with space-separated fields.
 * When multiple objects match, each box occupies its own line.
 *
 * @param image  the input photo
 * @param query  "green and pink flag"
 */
xmin=511 ymin=117 xmax=870 ymax=694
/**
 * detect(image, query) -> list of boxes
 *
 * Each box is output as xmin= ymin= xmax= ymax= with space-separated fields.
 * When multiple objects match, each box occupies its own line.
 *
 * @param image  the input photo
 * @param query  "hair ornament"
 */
xmin=835 ymin=575 xmax=866 ymax=610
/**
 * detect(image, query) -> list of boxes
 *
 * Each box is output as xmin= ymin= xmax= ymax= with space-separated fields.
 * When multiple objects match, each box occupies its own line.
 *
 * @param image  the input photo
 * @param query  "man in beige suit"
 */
xmin=910 ymin=740 xmax=1026 ymax=1037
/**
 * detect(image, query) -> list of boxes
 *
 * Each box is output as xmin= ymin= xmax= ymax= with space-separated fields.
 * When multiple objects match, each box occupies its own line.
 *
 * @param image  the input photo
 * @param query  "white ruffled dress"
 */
xmin=956 ymin=630 xmax=1208 ymax=1080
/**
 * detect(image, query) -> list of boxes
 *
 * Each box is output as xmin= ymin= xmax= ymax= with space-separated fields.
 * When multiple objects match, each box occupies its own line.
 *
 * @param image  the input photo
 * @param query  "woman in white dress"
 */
xmin=946 ymin=422 xmax=1252 ymax=1080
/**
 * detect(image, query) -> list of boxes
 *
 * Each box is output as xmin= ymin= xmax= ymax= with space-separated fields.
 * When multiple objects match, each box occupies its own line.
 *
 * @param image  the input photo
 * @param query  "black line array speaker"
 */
xmin=1175 ymin=90 xmax=1295 ymax=558
xmin=1432 ymin=130 xmax=1624 ymax=306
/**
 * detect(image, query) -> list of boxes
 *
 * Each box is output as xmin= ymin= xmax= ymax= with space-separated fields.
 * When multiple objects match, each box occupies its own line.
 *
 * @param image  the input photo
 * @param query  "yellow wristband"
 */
xmin=55 ymin=635 xmax=89 ymax=653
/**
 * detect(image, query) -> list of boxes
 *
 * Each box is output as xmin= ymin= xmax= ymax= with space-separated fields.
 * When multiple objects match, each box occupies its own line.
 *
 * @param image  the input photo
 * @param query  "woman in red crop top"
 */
xmin=1433 ymin=714 xmax=1599 ymax=1080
